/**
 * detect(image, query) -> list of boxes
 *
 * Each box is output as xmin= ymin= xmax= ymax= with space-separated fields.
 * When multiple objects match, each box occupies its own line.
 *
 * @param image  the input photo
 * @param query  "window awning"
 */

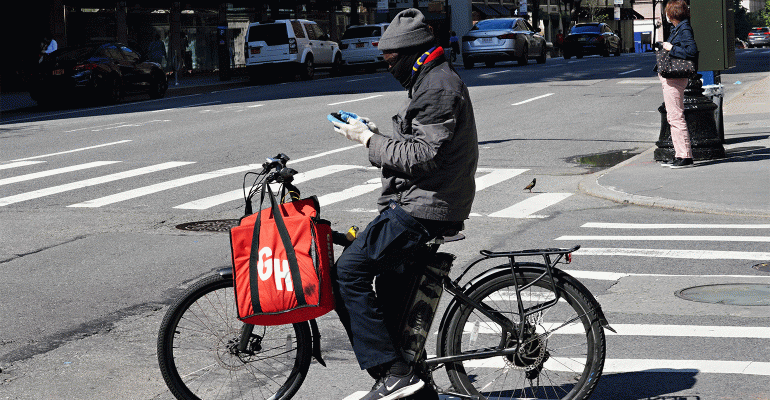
xmin=490 ymin=4 xmax=512 ymax=16
xmin=472 ymin=4 xmax=501 ymax=17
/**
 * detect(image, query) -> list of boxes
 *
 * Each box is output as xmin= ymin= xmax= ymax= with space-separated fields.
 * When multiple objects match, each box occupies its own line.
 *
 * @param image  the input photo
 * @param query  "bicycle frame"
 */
xmin=422 ymin=246 xmax=580 ymax=367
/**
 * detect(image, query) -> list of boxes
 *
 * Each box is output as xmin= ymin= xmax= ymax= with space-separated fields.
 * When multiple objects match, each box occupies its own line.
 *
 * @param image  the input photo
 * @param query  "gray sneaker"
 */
xmin=360 ymin=370 xmax=424 ymax=400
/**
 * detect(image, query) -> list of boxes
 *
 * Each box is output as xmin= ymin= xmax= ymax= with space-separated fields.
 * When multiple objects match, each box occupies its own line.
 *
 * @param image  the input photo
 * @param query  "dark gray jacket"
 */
xmin=368 ymin=57 xmax=478 ymax=221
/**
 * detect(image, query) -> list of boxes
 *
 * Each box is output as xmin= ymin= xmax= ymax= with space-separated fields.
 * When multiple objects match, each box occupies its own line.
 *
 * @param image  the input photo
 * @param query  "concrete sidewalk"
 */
xmin=580 ymin=74 xmax=770 ymax=217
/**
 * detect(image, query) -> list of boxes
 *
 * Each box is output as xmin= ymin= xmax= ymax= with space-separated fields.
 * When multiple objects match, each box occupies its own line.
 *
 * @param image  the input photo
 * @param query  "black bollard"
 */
xmin=654 ymin=73 xmax=725 ymax=162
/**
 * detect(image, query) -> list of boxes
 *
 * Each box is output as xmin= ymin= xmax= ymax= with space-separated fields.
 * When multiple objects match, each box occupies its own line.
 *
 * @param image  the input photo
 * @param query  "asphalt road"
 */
xmin=1 ymin=49 xmax=769 ymax=399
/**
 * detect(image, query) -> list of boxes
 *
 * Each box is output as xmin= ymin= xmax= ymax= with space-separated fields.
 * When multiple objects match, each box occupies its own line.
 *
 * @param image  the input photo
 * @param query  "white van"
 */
xmin=244 ymin=20 xmax=342 ymax=80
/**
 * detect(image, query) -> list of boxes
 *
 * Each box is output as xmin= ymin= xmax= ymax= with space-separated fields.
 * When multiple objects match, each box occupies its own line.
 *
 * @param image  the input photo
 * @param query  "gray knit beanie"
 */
xmin=378 ymin=8 xmax=435 ymax=51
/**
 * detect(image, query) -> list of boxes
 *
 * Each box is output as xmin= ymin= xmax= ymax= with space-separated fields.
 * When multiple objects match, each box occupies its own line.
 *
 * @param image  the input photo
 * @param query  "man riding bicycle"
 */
xmin=328 ymin=9 xmax=479 ymax=400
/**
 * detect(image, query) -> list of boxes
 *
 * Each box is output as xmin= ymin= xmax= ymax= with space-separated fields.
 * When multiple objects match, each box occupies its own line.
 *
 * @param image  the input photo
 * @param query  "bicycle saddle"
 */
xmin=437 ymin=222 xmax=465 ymax=243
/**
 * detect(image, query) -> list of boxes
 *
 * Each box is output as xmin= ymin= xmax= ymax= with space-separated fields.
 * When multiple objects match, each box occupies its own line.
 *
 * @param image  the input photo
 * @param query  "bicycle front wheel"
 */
xmin=157 ymin=274 xmax=312 ymax=400
xmin=441 ymin=264 xmax=606 ymax=400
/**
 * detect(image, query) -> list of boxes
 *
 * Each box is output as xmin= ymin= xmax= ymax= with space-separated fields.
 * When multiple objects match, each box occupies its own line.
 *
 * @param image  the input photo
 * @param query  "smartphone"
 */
xmin=330 ymin=112 xmax=343 ymax=121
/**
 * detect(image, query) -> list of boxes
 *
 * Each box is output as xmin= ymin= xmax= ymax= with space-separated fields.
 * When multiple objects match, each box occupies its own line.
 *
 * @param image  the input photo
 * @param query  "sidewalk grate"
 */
xmin=176 ymin=219 xmax=239 ymax=233
xmin=675 ymin=283 xmax=770 ymax=306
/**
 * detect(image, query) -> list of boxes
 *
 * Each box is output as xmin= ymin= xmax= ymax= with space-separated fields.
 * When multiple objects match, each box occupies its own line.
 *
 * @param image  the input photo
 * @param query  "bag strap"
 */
xmin=248 ymin=180 xmax=307 ymax=312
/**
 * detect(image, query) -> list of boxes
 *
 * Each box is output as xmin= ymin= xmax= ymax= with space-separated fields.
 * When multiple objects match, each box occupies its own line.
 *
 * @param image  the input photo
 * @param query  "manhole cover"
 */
xmin=675 ymin=284 xmax=770 ymax=306
xmin=754 ymin=262 xmax=770 ymax=273
xmin=176 ymin=219 xmax=239 ymax=233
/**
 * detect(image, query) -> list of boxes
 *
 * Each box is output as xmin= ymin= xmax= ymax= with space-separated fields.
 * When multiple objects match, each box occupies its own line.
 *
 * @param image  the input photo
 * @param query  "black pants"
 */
xmin=333 ymin=202 xmax=452 ymax=370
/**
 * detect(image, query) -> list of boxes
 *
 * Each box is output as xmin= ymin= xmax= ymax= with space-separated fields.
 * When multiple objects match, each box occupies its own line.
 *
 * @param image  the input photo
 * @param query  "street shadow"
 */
xmin=724 ymin=133 xmax=770 ymax=145
xmin=3 ymin=48 xmax=768 ymax=126
xmin=696 ymin=146 xmax=770 ymax=167
xmin=590 ymin=370 xmax=699 ymax=400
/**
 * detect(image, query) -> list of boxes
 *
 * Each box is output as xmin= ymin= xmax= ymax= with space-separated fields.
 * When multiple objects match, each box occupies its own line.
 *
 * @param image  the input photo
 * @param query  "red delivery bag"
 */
xmin=230 ymin=185 xmax=335 ymax=326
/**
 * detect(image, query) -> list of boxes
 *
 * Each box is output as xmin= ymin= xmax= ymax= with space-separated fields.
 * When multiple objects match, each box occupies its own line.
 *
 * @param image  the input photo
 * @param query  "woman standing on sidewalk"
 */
xmin=657 ymin=0 xmax=698 ymax=168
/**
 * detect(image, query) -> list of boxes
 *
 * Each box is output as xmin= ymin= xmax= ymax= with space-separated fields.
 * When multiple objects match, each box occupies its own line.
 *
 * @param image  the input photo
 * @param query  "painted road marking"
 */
xmin=572 ymin=247 xmax=770 ymax=260
xmin=174 ymin=164 xmax=361 ymax=210
xmin=0 ymin=161 xmax=46 ymax=171
xmin=328 ymin=94 xmax=384 ymax=106
xmin=0 ymin=162 xmax=193 ymax=207
xmin=317 ymin=178 xmax=380 ymax=207
xmin=474 ymin=168 xmax=528 ymax=191
xmin=489 ymin=193 xmax=573 ymax=218
xmin=562 ymin=268 xmax=770 ymax=281
xmin=558 ymin=235 xmax=770 ymax=242
xmin=582 ymin=222 xmax=770 ymax=229
xmin=0 ymin=161 xmax=120 ymax=186
xmin=68 ymin=164 xmax=261 ymax=208
xmin=512 ymin=93 xmax=554 ymax=106
xmin=9 ymin=140 xmax=132 ymax=162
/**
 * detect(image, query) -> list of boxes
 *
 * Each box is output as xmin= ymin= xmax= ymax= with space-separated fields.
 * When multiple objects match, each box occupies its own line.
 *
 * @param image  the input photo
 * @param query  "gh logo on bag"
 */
xmin=257 ymin=246 xmax=294 ymax=291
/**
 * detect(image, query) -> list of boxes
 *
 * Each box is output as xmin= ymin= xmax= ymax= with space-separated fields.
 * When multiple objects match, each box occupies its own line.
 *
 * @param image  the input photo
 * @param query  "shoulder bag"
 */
xmin=656 ymin=49 xmax=696 ymax=78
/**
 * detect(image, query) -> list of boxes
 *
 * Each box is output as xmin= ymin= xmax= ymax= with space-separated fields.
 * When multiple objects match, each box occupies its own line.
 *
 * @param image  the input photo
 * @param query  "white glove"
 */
xmin=340 ymin=111 xmax=380 ymax=135
xmin=662 ymin=42 xmax=673 ymax=51
xmin=331 ymin=117 xmax=375 ymax=147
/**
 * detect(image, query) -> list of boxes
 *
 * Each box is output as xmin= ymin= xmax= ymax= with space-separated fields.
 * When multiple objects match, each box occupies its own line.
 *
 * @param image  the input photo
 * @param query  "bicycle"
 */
xmin=157 ymin=154 xmax=614 ymax=400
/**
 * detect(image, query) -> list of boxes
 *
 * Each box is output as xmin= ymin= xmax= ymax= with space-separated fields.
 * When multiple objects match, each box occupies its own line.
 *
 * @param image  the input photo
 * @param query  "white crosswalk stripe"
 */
xmin=0 ymin=158 xmax=571 ymax=216
xmin=554 ymin=221 xmax=770 ymax=381
xmin=68 ymin=164 xmax=260 ymax=208
xmin=0 ymin=161 xmax=46 ymax=171
xmin=0 ymin=161 xmax=120 ymax=186
xmin=0 ymin=162 xmax=193 ymax=207
xmin=489 ymin=193 xmax=573 ymax=218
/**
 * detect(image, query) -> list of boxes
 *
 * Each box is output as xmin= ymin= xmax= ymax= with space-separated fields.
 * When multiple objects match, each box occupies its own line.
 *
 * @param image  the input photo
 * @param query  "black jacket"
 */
xmin=368 ymin=56 xmax=479 ymax=221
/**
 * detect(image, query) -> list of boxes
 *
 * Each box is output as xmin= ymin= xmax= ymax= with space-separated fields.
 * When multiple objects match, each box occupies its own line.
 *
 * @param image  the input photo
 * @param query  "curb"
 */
xmin=579 ymin=72 xmax=770 ymax=217
xmin=165 ymin=77 xmax=250 ymax=97
xmin=577 ymin=147 xmax=770 ymax=217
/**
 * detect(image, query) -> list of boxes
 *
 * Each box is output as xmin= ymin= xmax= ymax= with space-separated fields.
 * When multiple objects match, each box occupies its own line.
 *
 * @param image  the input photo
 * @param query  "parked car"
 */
xmin=244 ymin=19 xmax=342 ymax=81
xmin=30 ymin=42 xmax=167 ymax=105
xmin=747 ymin=27 xmax=770 ymax=48
xmin=563 ymin=23 xmax=621 ymax=58
xmin=461 ymin=17 xmax=547 ymax=68
xmin=339 ymin=23 xmax=389 ymax=72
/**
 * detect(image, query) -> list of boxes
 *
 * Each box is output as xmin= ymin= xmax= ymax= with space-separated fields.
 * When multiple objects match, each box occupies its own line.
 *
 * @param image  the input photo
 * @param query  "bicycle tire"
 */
xmin=440 ymin=263 xmax=605 ymax=400
xmin=157 ymin=274 xmax=312 ymax=400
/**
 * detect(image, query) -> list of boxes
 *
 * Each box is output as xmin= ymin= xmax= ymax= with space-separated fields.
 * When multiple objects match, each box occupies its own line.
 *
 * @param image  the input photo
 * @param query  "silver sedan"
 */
xmin=461 ymin=18 xmax=547 ymax=68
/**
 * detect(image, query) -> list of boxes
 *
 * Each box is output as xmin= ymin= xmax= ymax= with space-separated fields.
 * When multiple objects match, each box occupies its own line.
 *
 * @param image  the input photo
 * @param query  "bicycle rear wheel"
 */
xmin=157 ymin=273 xmax=312 ymax=400
xmin=440 ymin=264 xmax=605 ymax=400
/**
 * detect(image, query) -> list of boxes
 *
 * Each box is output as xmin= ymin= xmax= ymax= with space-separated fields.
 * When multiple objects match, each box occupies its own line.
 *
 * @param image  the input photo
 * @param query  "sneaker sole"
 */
xmin=380 ymin=380 xmax=425 ymax=400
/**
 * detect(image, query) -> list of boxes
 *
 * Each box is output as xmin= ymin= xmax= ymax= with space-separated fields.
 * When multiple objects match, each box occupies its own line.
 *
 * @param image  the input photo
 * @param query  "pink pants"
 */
xmin=659 ymin=75 xmax=692 ymax=159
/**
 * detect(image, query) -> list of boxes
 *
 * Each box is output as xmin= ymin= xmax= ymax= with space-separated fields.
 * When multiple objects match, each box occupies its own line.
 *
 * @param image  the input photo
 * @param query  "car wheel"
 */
xmin=518 ymin=44 xmax=528 ymax=66
xmin=536 ymin=46 xmax=547 ymax=64
xmin=300 ymin=56 xmax=314 ymax=81
xmin=601 ymin=45 xmax=610 ymax=57
xmin=463 ymin=59 xmax=474 ymax=69
xmin=149 ymin=71 xmax=168 ymax=99
xmin=104 ymin=75 xmax=122 ymax=104
xmin=331 ymin=54 xmax=343 ymax=76
xmin=576 ymin=53 xmax=583 ymax=59
xmin=485 ymin=60 xmax=495 ymax=68
xmin=615 ymin=46 xmax=621 ymax=56
xmin=564 ymin=52 xmax=572 ymax=59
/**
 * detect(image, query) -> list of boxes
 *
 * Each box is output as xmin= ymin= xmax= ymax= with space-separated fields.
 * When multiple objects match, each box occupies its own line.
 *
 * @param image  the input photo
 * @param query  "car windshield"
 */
xmin=248 ymin=23 xmax=289 ymax=45
xmin=342 ymin=26 xmax=382 ymax=40
xmin=472 ymin=19 xmax=516 ymax=31
xmin=571 ymin=25 xmax=601 ymax=34
xmin=749 ymin=27 xmax=769 ymax=33
xmin=56 ymin=45 xmax=98 ymax=61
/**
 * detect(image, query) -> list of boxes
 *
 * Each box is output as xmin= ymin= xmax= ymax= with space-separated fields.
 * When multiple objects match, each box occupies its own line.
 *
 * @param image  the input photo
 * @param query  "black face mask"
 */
xmin=388 ymin=51 xmax=423 ymax=89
